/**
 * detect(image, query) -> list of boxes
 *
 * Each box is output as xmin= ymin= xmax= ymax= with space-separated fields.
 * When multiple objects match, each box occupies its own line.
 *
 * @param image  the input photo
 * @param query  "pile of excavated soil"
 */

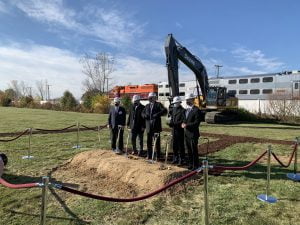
xmin=52 ymin=150 xmax=191 ymax=198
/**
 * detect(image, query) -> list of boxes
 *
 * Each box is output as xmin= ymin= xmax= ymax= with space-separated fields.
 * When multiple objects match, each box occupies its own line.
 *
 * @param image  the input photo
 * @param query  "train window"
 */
xmin=159 ymin=93 xmax=164 ymax=96
xmin=295 ymin=83 xmax=299 ymax=89
xmin=228 ymin=79 xmax=237 ymax=84
xmin=250 ymin=89 xmax=260 ymax=94
xmin=263 ymin=77 xmax=273 ymax=82
xmin=179 ymin=83 xmax=185 ymax=87
xmin=239 ymin=90 xmax=248 ymax=94
xmin=250 ymin=78 xmax=260 ymax=83
xmin=158 ymin=85 xmax=163 ymax=88
xmin=179 ymin=92 xmax=185 ymax=96
xmin=228 ymin=90 xmax=237 ymax=95
xmin=262 ymin=89 xmax=273 ymax=94
xmin=239 ymin=79 xmax=248 ymax=84
xmin=165 ymin=93 xmax=170 ymax=96
xmin=165 ymin=85 xmax=169 ymax=88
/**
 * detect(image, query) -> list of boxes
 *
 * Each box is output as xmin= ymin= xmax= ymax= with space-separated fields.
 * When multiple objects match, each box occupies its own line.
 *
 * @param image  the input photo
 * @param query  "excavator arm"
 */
xmin=165 ymin=33 xmax=209 ymax=101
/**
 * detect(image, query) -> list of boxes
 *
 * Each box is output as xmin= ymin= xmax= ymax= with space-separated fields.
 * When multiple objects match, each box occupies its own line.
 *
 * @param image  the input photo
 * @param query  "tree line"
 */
xmin=0 ymin=52 xmax=132 ymax=113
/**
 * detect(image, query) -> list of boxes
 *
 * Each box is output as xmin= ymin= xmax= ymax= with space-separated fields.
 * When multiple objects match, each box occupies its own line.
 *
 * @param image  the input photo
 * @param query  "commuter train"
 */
xmin=158 ymin=70 xmax=300 ymax=101
xmin=109 ymin=84 xmax=158 ymax=100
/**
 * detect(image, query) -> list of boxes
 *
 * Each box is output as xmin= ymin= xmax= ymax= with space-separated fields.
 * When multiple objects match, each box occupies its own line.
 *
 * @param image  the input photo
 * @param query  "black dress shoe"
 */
xmin=188 ymin=165 xmax=194 ymax=170
xmin=171 ymin=159 xmax=178 ymax=164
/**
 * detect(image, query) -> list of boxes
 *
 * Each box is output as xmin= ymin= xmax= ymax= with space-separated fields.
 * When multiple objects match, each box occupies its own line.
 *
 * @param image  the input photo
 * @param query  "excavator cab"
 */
xmin=206 ymin=87 xmax=227 ymax=108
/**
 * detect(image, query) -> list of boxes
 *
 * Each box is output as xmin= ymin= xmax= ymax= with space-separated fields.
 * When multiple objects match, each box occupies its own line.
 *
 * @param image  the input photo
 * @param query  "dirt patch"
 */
xmin=51 ymin=150 xmax=191 ymax=198
xmin=199 ymin=132 xmax=294 ymax=155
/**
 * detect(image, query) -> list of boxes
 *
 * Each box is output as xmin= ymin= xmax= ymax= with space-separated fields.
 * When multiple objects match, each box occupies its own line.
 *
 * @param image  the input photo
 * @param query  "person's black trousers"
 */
xmin=172 ymin=128 xmax=185 ymax=161
xmin=131 ymin=130 xmax=144 ymax=152
xmin=147 ymin=132 xmax=161 ymax=159
xmin=111 ymin=127 xmax=124 ymax=150
xmin=185 ymin=136 xmax=199 ymax=168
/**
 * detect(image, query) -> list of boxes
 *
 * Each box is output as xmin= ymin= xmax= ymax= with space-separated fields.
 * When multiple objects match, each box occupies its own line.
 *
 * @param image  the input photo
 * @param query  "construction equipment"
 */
xmin=165 ymin=34 xmax=238 ymax=123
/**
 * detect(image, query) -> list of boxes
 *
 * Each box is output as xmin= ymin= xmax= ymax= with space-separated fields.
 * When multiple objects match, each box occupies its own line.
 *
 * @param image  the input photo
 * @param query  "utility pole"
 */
xmin=46 ymin=84 xmax=51 ymax=101
xmin=215 ymin=65 xmax=223 ymax=78
xmin=28 ymin=87 xmax=32 ymax=96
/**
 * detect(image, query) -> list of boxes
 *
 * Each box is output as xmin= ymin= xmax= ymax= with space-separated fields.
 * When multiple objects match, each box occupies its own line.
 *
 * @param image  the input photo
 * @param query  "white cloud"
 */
xmin=0 ymin=42 xmax=84 ymax=98
xmin=0 ymin=1 xmax=8 ymax=13
xmin=0 ymin=42 xmax=169 ymax=98
xmin=175 ymin=22 xmax=183 ymax=29
xmin=12 ymin=0 xmax=77 ymax=28
xmin=199 ymin=45 xmax=227 ymax=56
xmin=114 ymin=55 xmax=166 ymax=84
xmin=10 ymin=0 xmax=144 ymax=48
xmin=232 ymin=47 xmax=284 ymax=71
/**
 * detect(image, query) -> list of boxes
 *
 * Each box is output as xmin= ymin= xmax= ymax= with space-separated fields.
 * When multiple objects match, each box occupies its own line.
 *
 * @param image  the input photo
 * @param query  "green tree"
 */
xmin=91 ymin=94 xmax=111 ymax=113
xmin=121 ymin=94 xmax=132 ymax=113
xmin=0 ymin=91 xmax=12 ymax=106
xmin=81 ymin=89 xmax=100 ymax=109
xmin=4 ymin=88 xmax=17 ymax=100
xmin=60 ymin=90 xmax=77 ymax=111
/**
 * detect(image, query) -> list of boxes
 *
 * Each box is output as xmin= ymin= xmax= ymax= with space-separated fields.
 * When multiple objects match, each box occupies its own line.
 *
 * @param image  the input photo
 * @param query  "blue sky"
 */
xmin=0 ymin=0 xmax=299 ymax=98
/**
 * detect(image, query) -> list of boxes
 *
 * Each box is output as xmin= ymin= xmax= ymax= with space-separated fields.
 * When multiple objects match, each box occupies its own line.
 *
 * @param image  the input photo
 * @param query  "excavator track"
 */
xmin=205 ymin=111 xmax=234 ymax=124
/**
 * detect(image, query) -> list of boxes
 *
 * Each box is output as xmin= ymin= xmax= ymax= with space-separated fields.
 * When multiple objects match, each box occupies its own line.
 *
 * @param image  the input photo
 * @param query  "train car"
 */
xmin=158 ymin=70 xmax=300 ymax=102
xmin=109 ymin=84 xmax=158 ymax=100
xmin=210 ymin=70 xmax=300 ymax=100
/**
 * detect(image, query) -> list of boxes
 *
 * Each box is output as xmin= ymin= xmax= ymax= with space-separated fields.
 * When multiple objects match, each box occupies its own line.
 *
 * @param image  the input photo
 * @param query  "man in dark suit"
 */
xmin=108 ymin=97 xmax=126 ymax=154
xmin=168 ymin=96 xmax=186 ymax=165
xmin=181 ymin=93 xmax=201 ymax=170
xmin=142 ymin=92 xmax=167 ymax=159
xmin=127 ymin=95 xmax=145 ymax=156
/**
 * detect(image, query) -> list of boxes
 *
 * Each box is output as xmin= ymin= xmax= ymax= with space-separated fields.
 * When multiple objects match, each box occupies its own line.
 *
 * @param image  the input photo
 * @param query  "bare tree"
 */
xmin=10 ymin=80 xmax=21 ymax=99
xmin=36 ymin=80 xmax=47 ymax=100
xmin=80 ymin=52 xmax=115 ymax=94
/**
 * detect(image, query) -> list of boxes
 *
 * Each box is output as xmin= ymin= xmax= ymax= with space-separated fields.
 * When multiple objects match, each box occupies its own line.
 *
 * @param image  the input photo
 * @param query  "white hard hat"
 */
xmin=132 ymin=95 xmax=140 ymax=102
xmin=185 ymin=93 xmax=195 ymax=100
xmin=113 ymin=97 xmax=120 ymax=103
xmin=172 ymin=96 xmax=182 ymax=104
xmin=148 ymin=92 xmax=156 ymax=98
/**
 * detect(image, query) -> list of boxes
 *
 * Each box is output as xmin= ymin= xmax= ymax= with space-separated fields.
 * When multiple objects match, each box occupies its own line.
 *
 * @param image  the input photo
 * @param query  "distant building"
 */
xmin=158 ymin=70 xmax=300 ymax=113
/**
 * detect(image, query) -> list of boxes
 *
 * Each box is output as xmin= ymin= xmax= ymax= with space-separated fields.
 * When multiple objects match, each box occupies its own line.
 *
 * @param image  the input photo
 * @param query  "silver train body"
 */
xmin=158 ymin=70 xmax=300 ymax=102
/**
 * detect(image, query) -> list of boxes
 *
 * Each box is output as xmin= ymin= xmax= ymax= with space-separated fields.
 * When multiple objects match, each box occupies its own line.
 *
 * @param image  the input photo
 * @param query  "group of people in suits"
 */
xmin=107 ymin=92 xmax=202 ymax=170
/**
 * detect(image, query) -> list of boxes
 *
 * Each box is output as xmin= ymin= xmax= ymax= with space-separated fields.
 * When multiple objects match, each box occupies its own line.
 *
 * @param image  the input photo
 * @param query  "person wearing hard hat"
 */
xmin=0 ymin=153 xmax=8 ymax=177
xmin=169 ymin=96 xmax=186 ymax=165
xmin=127 ymin=95 xmax=145 ymax=156
xmin=142 ymin=92 xmax=167 ymax=159
xmin=108 ymin=97 xmax=126 ymax=154
xmin=181 ymin=93 xmax=201 ymax=170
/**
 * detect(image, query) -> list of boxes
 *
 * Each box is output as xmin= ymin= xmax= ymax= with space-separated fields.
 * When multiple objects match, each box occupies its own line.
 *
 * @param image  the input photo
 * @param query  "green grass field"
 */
xmin=0 ymin=107 xmax=299 ymax=225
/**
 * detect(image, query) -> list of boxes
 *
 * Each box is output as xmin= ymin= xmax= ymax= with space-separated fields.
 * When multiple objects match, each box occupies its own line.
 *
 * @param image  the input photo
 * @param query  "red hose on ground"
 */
xmin=58 ymin=170 xmax=199 ymax=202
xmin=214 ymin=150 xmax=267 ymax=171
xmin=0 ymin=129 xmax=29 ymax=142
xmin=35 ymin=124 xmax=76 ymax=132
xmin=271 ymin=143 xmax=298 ymax=168
xmin=0 ymin=178 xmax=39 ymax=189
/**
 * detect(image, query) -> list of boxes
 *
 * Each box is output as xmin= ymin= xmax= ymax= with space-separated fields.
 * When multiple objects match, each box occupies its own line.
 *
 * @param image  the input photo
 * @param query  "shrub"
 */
xmin=121 ymin=94 xmax=132 ymax=113
xmin=17 ymin=96 xmax=34 ymax=108
xmin=92 ymin=94 xmax=110 ymax=113
xmin=0 ymin=92 xmax=12 ymax=106
xmin=81 ymin=89 xmax=100 ymax=110
xmin=60 ymin=91 xmax=77 ymax=111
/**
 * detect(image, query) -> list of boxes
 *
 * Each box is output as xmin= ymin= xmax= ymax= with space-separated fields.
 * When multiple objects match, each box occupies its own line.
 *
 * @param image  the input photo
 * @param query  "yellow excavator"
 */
xmin=165 ymin=34 xmax=238 ymax=123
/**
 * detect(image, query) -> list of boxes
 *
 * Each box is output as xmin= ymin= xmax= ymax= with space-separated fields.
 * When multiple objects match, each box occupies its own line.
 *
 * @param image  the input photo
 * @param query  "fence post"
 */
xmin=203 ymin=160 xmax=209 ymax=225
xmin=257 ymin=145 xmax=277 ymax=203
xmin=22 ymin=128 xmax=34 ymax=159
xmin=72 ymin=122 xmax=81 ymax=149
xmin=97 ymin=125 xmax=101 ymax=145
xmin=287 ymin=137 xmax=300 ymax=181
xmin=40 ymin=176 xmax=49 ymax=225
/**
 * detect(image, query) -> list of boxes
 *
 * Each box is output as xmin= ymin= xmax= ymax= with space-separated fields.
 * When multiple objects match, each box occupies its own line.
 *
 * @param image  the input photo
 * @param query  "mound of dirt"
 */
xmin=52 ymin=150 xmax=190 ymax=198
